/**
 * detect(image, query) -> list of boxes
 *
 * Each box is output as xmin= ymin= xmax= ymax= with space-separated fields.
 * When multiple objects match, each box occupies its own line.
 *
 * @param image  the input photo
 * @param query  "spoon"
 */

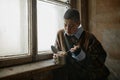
xmin=51 ymin=45 xmax=58 ymax=53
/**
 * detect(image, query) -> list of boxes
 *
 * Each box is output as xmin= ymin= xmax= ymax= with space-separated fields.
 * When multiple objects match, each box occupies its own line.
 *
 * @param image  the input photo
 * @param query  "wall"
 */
xmin=88 ymin=0 xmax=120 ymax=59
xmin=88 ymin=0 xmax=120 ymax=79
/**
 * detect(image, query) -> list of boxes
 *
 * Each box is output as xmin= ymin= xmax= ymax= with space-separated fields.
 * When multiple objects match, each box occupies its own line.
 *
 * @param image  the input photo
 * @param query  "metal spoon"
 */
xmin=51 ymin=45 xmax=58 ymax=53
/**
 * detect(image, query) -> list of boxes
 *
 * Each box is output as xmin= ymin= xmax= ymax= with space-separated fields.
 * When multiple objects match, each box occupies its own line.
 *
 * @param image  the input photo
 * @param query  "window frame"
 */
xmin=36 ymin=0 xmax=70 ymax=61
xmin=0 ymin=0 xmax=70 ymax=68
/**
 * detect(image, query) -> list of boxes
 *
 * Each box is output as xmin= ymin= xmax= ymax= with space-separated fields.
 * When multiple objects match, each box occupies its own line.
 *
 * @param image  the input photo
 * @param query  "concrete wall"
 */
xmin=88 ymin=0 xmax=120 ymax=79
xmin=88 ymin=0 xmax=120 ymax=60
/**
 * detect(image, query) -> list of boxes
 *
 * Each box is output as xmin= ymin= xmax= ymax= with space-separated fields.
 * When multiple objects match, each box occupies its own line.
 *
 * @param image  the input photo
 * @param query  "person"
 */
xmin=53 ymin=8 xmax=110 ymax=80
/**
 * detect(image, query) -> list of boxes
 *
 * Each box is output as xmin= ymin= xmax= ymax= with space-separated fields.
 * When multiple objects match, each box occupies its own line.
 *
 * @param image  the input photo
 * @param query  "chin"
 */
xmin=65 ymin=31 xmax=73 ymax=36
xmin=66 ymin=33 xmax=73 ymax=36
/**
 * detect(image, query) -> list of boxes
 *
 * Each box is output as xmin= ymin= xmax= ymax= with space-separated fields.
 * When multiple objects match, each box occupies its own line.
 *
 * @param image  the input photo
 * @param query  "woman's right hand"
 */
xmin=70 ymin=45 xmax=80 ymax=53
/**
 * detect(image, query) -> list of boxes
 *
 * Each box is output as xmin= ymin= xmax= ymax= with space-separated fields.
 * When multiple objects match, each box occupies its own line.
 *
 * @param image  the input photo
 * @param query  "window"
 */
xmin=0 ymin=0 xmax=28 ymax=58
xmin=0 ymin=0 xmax=70 ymax=67
xmin=37 ymin=0 xmax=68 ymax=52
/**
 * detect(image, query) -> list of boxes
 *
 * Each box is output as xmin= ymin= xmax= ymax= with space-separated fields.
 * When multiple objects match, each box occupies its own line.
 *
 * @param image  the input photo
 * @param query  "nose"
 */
xmin=65 ymin=26 xmax=72 ymax=35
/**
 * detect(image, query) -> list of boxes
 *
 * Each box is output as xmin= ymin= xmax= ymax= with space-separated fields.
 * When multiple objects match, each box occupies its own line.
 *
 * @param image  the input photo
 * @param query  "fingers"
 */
xmin=53 ymin=51 xmax=66 ymax=59
xmin=74 ymin=45 xmax=80 ymax=49
xmin=53 ymin=53 xmax=62 ymax=59
xmin=53 ymin=54 xmax=58 ymax=59
xmin=70 ymin=45 xmax=80 ymax=52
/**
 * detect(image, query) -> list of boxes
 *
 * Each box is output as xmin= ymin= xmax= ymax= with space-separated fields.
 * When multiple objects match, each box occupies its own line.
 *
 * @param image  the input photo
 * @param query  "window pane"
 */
xmin=37 ymin=1 xmax=67 ymax=52
xmin=0 ymin=0 xmax=28 ymax=57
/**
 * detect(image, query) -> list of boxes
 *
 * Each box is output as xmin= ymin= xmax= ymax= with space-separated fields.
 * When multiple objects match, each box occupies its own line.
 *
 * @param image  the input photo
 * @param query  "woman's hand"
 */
xmin=53 ymin=51 xmax=66 ymax=59
xmin=70 ymin=45 xmax=80 ymax=53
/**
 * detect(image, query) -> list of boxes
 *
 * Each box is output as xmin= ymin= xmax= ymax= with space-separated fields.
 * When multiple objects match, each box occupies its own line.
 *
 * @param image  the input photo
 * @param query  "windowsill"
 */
xmin=0 ymin=59 xmax=63 ymax=79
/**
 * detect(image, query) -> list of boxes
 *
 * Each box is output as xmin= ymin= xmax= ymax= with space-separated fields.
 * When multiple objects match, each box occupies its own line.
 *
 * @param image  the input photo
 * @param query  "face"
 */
xmin=64 ymin=19 xmax=80 ymax=36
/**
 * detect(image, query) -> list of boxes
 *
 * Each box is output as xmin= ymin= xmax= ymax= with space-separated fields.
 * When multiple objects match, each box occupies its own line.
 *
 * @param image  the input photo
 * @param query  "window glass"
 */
xmin=0 ymin=0 xmax=28 ymax=57
xmin=37 ymin=0 xmax=67 ymax=52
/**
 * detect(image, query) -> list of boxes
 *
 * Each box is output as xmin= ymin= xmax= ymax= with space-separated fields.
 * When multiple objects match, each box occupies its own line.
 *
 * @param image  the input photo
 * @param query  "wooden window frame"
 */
xmin=0 ymin=0 xmax=70 ymax=68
